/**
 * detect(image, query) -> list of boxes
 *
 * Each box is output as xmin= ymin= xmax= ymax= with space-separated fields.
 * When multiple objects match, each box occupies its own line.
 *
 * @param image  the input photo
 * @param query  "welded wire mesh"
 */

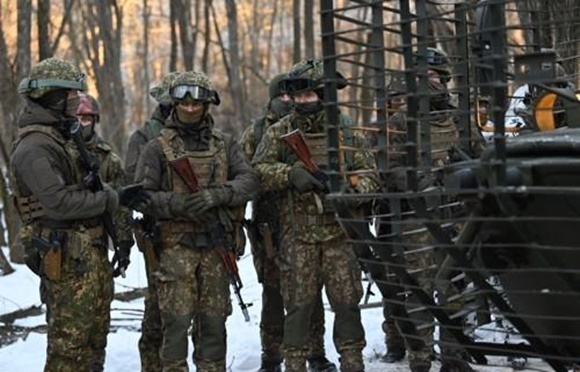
xmin=320 ymin=0 xmax=580 ymax=370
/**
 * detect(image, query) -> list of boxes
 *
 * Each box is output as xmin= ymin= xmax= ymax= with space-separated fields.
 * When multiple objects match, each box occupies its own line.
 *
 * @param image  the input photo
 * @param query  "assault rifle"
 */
xmin=69 ymin=122 xmax=129 ymax=278
xmin=281 ymin=128 xmax=376 ymax=303
xmin=170 ymin=155 xmax=251 ymax=322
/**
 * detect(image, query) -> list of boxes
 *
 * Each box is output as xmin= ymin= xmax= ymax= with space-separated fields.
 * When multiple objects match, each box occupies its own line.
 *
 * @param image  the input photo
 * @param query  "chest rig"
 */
xmin=157 ymin=127 xmax=228 ymax=192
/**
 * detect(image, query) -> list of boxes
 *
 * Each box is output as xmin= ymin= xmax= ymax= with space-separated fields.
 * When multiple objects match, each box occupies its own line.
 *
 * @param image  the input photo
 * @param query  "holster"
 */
xmin=134 ymin=220 xmax=160 ymax=273
xmin=31 ymin=231 xmax=67 ymax=281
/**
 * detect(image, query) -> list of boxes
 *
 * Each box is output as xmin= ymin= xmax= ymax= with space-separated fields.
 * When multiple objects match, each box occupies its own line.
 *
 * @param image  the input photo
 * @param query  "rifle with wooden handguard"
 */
xmin=169 ymin=155 xmax=251 ymax=322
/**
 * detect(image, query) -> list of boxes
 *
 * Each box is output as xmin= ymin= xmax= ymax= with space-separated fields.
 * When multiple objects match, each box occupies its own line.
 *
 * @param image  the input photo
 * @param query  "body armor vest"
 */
xmin=158 ymin=127 xmax=228 ymax=193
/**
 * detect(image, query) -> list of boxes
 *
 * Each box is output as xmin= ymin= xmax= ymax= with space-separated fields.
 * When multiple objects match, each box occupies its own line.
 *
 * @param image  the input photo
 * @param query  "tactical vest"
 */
xmin=156 ymin=127 xmax=231 ymax=236
xmin=428 ymin=114 xmax=459 ymax=167
xmin=12 ymin=125 xmax=85 ymax=225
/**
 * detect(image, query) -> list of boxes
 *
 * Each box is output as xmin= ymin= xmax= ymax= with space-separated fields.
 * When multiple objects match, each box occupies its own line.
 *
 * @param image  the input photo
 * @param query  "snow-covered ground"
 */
xmin=0 ymin=243 xmax=555 ymax=372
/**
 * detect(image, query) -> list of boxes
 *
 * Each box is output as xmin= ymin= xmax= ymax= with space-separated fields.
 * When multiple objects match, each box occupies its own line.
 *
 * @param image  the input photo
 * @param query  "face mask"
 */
xmin=81 ymin=123 xmax=95 ymax=140
xmin=64 ymin=95 xmax=81 ymax=118
xmin=270 ymin=97 xmax=294 ymax=117
xmin=295 ymin=101 xmax=323 ymax=116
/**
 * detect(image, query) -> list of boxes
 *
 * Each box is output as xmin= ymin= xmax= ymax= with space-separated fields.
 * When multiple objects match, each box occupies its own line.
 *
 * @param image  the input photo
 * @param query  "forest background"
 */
xmin=0 ymin=0 xmax=578 ymax=266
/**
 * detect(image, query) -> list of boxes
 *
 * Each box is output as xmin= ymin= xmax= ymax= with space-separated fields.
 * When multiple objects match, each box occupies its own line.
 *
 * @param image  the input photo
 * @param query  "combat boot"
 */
xmin=258 ymin=360 xmax=282 ymax=372
xmin=380 ymin=347 xmax=405 ymax=363
xmin=308 ymin=355 xmax=338 ymax=372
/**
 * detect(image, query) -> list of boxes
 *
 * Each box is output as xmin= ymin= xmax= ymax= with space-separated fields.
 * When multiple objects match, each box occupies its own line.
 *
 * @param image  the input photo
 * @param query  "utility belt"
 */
xmin=294 ymin=213 xmax=337 ymax=226
xmin=156 ymin=220 xmax=228 ymax=251
xmin=26 ymin=221 xmax=106 ymax=281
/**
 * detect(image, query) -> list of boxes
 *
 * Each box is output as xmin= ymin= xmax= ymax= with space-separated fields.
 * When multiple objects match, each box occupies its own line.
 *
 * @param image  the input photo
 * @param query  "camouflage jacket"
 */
xmin=125 ymin=105 xmax=167 ymax=183
xmin=239 ymin=109 xmax=284 ymax=223
xmin=252 ymin=110 xmax=379 ymax=243
xmin=86 ymin=135 xmax=134 ymax=244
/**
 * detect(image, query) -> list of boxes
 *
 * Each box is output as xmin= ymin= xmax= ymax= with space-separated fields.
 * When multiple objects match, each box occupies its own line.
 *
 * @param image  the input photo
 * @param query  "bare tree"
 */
xmin=170 ymin=0 xmax=178 ymax=71
xmin=304 ymin=0 xmax=314 ymax=58
xmin=201 ymin=0 xmax=211 ymax=71
xmin=224 ymin=0 xmax=247 ymax=126
xmin=293 ymin=0 xmax=301 ymax=63
xmin=143 ymin=0 xmax=151 ymax=115
xmin=176 ymin=0 xmax=194 ymax=69
xmin=37 ymin=0 xmax=51 ymax=60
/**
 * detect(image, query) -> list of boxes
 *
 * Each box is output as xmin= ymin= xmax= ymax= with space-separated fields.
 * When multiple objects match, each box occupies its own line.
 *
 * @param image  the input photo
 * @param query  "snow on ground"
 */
xmin=0 ymin=243 xmax=554 ymax=372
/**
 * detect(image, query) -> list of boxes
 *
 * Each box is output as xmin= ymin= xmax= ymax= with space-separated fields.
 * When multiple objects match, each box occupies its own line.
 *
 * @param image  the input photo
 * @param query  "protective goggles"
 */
xmin=426 ymin=49 xmax=448 ymax=66
xmin=278 ymin=77 xmax=318 ymax=94
xmin=170 ymin=85 xmax=213 ymax=101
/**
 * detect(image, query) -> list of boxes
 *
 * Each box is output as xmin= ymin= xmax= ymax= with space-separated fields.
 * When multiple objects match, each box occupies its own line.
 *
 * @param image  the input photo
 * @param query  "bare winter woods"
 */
xmin=0 ymin=0 xmax=578 ymax=265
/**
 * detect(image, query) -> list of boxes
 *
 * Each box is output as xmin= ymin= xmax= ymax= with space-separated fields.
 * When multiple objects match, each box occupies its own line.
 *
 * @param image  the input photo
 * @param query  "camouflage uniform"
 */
xmin=240 ymin=74 xmax=332 ymax=372
xmin=385 ymin=49 xmax=468 ymax=372
xmin=135 ymin=71 xmax=259 ymax=372
xmin=10 ymin=58 xmax=120 ymax=372
xmin=253 ymin=59 xmax=379 ymax=372
xmin=125 ymin=71 xmax=180 ymax=372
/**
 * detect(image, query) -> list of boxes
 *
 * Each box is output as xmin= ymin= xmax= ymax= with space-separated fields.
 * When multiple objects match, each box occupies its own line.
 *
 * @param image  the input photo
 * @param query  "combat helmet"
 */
xmin=269 ymin=73 xmax=289 ymax=100
xmin=169 ymin=71 xmax=220 ymax=105
xmin=387 ymin=71 xmax=407 ymax=96
xmin=76 ymin=94 xmax=100 ymax=122
xmin=150 ymin=71 xmax=181 ymax=105
xmin=19 ymin=57 xmax=86 ymax=99
xmin=281 ymin=58 xmax=347 ymax=96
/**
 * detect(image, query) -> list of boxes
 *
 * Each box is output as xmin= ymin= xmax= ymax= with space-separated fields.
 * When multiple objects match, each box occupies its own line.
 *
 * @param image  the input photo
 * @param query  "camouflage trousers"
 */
xmin=279 ymin=234 xmax=365 ymax=372
xmin=43 ymin=230 xmax=113 ymax=372
xmin=381 ymin=284 xmax=406 ymax=352
xmin=138 ymin=241 xmax=163 ymax=372
xmin=156 ymin=243 xmax=231 ymax=372
xmin=252 ymin=237 xmax=328 ymax=364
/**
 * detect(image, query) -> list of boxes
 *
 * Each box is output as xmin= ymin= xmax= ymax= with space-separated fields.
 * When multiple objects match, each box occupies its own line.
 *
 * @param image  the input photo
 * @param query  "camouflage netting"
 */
xmin=319 ymin=0 xmax=580 ymax=370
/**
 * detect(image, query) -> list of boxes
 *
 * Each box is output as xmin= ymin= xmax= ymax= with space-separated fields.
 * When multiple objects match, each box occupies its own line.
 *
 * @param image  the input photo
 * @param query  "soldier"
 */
xmin=377 ymin=72 xmax=408 ymax=364
xmin=252 ymin=59 xmax=379 ymax=372
xmin=10 ymin=58 xmax=121 ymax=372
xmin=240 ymin=74 xmax=336 ymax=372
xmin=385 ymin=48 xmax=474 ymax=372
xmin=134 ymin=71 xmax=259 ymax=372
xmin=125 ymin=71 xmax=181 ymax=372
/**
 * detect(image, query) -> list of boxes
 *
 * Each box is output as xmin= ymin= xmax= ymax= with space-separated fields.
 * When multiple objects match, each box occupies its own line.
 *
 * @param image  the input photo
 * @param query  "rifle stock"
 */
xmin=169 ymin=155 xmax=251 ymax=322
xmin=70 ymin=122 xmax=126 ymax=278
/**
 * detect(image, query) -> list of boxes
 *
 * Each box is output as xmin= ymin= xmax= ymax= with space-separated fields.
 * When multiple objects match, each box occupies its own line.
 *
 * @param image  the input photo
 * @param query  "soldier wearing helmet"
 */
xmin=240 ymin=74 xmax=335 ymax=372
xmin=253 ymin=59 xmax=379 ymax=372
xmin=124 ymin=70 xmax=181 ymax=372
xmin=134 ymin=70 xmax=259 ymax=372
xmin=10 ymin=58 xmax=121 ymax=371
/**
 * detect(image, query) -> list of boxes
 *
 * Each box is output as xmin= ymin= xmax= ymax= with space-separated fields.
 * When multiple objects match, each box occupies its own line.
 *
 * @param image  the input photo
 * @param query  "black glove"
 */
xmin=113 ymin=240 xmax=132 ymax=278
xmin=118 ymin=184 xmax=149 ymax=211
xmin=288 ymin=167 xmax=325 ymax=193
xmin=188 ymin=187 xmax=233 ymax=215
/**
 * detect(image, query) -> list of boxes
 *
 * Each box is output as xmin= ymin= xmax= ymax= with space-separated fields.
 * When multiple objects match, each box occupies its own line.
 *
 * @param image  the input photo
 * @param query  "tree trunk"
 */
xmin=293 ymin=0 xmax=301 ymax=63
xmin=143 ymin=0 xmax=151 ymax=115
xmin=201 ymin=0 xmax=211 ymax=71
xmin=224 ymin=0 xmax=247 ymax=126
xmin=304 ymin=0 xmax=314 ymax=58
xmin=176 ymin=0 xmax=194 ymax=70
xmin=169 ymin=0 xmax=178 ymax=71
xmin=37 ymin=0 xmax=51 ymax=60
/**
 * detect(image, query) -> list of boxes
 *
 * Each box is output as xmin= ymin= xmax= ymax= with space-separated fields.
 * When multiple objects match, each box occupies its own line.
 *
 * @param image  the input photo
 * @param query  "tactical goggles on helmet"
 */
xmin=426 ymin=48 xmax=448 ymax=67
xmin=279 ymin=77 xmax=319 ymax=95
xmin=170 ymin=85 xmax=213 ymax=101
xmin=18 ymin=73 xmax=87 ymax=95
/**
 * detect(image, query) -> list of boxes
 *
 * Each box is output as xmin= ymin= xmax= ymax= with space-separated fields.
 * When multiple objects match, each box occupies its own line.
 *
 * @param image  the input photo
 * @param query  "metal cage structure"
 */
xmin=319 ymin=0 xmax=580 ymax=370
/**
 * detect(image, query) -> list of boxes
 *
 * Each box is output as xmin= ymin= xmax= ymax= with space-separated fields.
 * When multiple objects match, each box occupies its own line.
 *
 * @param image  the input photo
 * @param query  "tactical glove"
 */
xmin=169 ymin=194 xmax=202 ymax=220
xmin=113 ymin=240 xmax=132 ymax=278
xmin=288 ymin=167 xmax=325 ymax=193
xmin=103 ymin=183 xmax=119 ymax=213
xmin=188 ymin=187 xmax=233 ymax=215
xmin=118 ymin=184 xmax=149 ymax=211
